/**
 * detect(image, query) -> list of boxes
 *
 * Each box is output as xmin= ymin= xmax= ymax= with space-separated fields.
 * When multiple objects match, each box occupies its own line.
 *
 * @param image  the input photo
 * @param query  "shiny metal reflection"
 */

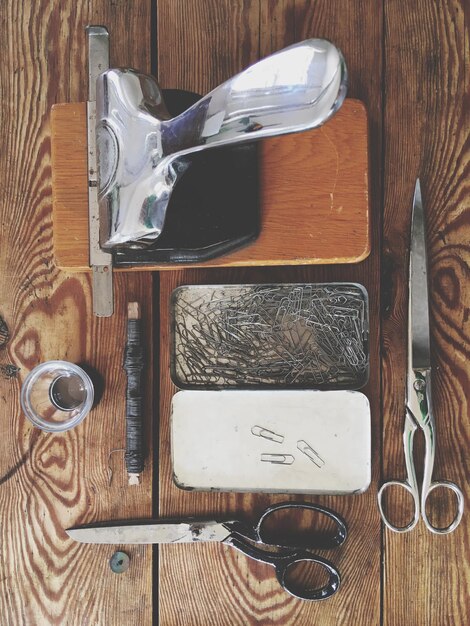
xmin=96 ymin=39 xmax=348 ymax=248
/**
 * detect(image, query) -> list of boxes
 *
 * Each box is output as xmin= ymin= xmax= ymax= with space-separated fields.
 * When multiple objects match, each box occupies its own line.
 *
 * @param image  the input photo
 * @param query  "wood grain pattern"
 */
xmin=157 ymin=1 xmax=382 ymax=624
xmin=50 ymin=100 xmax=370 ymax=270
xmin=2 ymin=0 xmax=468 ymax=624
xmin=381 ymin=0 xmax=470 ymax=624
xmin=51 ymin=104 xmax=89 ymax=264
xmin=0 ymin=1 xmax=154 ymax=624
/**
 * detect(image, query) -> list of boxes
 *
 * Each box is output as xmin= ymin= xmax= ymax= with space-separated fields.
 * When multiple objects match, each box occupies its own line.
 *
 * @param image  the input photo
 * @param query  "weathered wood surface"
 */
xmin=1 ymin=0 xmax=469 ymax=624
xmin=381 ymin=1 xmax=470 ymax=624
xmin=157 ymin=1 xmax=382 ymax=624
xmin=50 ymin=100 xmax=370 ymax=270
xmin=0 ymin=1 xmax=154 ymax=624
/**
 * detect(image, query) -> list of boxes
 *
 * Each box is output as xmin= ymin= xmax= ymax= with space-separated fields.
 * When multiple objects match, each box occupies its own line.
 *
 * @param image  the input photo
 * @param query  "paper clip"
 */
xmin=251 ymin=425 xmax=284 ymax=444
xmin=297 ymin=440 xmax=325 ymax=468
xmin=260 ymin=453 xmax=295 ymax=465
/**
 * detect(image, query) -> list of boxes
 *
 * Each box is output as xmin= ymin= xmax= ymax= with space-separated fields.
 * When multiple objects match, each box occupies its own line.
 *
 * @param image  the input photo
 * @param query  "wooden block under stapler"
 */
xmin=51 ymin=99 xmax=370 ymax=271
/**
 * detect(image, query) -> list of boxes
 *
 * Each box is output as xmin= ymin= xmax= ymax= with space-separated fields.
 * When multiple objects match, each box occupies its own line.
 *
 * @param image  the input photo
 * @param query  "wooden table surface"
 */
xmin=0 ymin=1 xmax=468 ymax=625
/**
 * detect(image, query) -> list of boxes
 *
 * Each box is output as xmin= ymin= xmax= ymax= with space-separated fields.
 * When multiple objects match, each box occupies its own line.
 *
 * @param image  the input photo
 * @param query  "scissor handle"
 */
xmin=421 ymin=480 xmax=465 ymax=534
xmin=254 ymin=501 xmax=347 ymax=549
xmin=378 ymin=403 xmax=465 ymax=534
xmin=275 ymin=552 xmax=340 ymax=601
xmin=416 ymin=371 xmax=464 ymax=534
xmin=227 ymin=535 xmax=341 ymax=601
xmin=377 ymin=479 xmax=420 ymax=533
xmin=378 ymin=405 xmax=422 ymax=533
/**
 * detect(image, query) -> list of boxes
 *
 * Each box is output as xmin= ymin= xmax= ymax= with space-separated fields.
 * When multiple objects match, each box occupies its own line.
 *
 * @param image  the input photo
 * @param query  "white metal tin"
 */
xmin=171 ymin=389 xmax=371 ymax=495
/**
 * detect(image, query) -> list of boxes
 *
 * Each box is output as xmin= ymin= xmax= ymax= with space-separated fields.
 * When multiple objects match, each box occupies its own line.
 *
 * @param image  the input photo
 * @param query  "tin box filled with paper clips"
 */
xmin=170 ymin=283 xmax=369 ymax=390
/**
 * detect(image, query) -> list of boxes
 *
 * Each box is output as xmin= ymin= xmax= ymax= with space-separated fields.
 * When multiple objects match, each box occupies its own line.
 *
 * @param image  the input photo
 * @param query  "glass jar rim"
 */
xmin=20 ymin=360 xmax=94 ymax=432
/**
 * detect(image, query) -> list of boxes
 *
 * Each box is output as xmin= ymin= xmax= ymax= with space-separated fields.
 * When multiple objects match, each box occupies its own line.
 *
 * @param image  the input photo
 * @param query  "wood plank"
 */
xmin=0 ymin=1 xmax=154 ymax=624
xmin=157 ymin=1 xmax=382 ymax=624
xmin=51 ymin=100 xmax=370 ymax=270
xmin=51 ymin=104 xmax=89 ymax=266
xmin=381 ymin=0 xmax=470 ymax=624
xmin=1 ymin=1 xmax=467 ymax=624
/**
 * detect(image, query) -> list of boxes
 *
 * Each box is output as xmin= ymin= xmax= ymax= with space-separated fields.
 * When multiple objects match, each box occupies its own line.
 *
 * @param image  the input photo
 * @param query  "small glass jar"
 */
xmin=20 ymin=361 xmax=94 ymax=432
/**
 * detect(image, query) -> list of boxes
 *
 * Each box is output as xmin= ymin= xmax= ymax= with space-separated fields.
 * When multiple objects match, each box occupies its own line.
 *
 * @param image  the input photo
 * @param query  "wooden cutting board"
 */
xmin=51 ymin=99 xmax=370 ymax=271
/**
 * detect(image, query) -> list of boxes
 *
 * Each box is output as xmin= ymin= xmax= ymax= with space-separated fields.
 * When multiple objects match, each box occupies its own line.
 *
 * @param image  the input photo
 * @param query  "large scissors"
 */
xmin=378 ymin=179 xmax=464 ymax=534
xmin=67 ymin=502 xmax=347 ymax=600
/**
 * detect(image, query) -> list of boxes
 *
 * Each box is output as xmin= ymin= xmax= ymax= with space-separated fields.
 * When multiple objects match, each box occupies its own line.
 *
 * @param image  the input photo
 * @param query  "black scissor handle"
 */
xmin=227 ymin=535 xmax=341 ymax=601
xmin=276 ymin=552 xmax=341 ymax=601
xmin=255 ymin=502 xmax=348 ymax=550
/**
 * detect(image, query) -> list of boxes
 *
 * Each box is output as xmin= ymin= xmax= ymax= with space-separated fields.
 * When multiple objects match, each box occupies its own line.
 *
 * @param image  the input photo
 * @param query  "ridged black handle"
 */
xmin=123 ymin=315 xmax=145 ymax=475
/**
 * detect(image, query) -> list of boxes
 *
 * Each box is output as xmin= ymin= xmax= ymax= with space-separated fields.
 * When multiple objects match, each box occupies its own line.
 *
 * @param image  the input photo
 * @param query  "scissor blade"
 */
xmin=409 ymin=179 xmax=431 ymax=370
xmin=66 ymin=520 xmax=231 ymax=544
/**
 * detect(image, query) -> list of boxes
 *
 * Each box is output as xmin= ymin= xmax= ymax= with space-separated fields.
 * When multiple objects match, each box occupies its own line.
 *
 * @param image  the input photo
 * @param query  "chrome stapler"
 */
xmin=86 ymin=27 xmax=348 ymax=316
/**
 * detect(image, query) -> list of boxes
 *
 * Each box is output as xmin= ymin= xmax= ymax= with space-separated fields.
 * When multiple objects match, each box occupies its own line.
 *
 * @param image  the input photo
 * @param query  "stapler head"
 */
xmin=85 ymin=26 xmax=348 ymax=316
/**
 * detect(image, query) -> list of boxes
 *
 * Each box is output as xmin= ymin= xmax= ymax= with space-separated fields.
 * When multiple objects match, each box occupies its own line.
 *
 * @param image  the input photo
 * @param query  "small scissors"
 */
xmin=378 ymin=179 xmax=464 ymax=534
xmin=67 ymin=502 xmax=347 ymax=600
